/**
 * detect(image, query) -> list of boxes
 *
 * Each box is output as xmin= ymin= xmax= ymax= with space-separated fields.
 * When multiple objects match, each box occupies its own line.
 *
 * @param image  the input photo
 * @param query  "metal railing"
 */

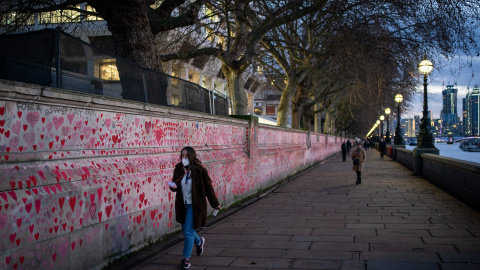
xmin=0 ymin=29 xmax=230 ymax=116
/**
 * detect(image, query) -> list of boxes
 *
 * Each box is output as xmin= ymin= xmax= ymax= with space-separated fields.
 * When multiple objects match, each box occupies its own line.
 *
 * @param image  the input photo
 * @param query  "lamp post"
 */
xmin=394 ymin=94 xmax=403 ymax=145
xmin=417 ymin=56 xmax=435 ymax=149
xmin=380 ymin=115 xmax=385 ymax=140
xmin=376 ymin=120 xmax=380 ymax=141
xmin=385 ymin=108 xmax=391 ymax=143
xmin=413 ymin=56 xmax=439 ymax=175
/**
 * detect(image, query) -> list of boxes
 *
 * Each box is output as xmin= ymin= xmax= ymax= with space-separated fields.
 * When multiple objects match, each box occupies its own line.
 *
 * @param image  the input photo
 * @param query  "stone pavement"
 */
xmin=109 ymin=149 xmax=480 ymax=270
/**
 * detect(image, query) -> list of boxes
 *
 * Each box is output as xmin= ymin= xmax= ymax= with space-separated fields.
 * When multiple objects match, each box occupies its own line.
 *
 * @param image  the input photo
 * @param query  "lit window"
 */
xmin=172 ymin=94 xmax=179 ymax=106
xmin=85 ymin=5 xmax=103 ymax=21
xmin=1 ymin=12 xmax=35 ymax=26
xmin=97 ymin=60 xmax=120 ymax=81
xmin=40 ymin=5 xmax=81 ymax=24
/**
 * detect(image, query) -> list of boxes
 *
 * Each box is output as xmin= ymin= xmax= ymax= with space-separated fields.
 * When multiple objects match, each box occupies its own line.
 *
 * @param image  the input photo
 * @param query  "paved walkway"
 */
xmin=111 ymin=149 xmax=480 ymax=270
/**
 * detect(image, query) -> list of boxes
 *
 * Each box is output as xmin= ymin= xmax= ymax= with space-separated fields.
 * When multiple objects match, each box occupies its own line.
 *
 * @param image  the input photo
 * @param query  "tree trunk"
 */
xmin=324 ymin=111 xmax=333 ymax=134
xmin=302 ymin=103 xmax=313 ymax=132
xmin=291 ymin=102 xmax=300 ymax=129
xmin=291 ymin=85 xmax=304 ymax=129
xmin=89 ymin=0 xmax=161 ymax=71
xmin=222 ymin=65 xmax=248 ymax=115
xmin=277 ymin=81 xmax=296 ymax=127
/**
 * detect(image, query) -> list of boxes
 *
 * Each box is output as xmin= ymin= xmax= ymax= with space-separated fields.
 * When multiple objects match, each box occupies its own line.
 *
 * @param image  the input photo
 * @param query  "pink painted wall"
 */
xmin=0 ymin=80 xmax=342 ymax=269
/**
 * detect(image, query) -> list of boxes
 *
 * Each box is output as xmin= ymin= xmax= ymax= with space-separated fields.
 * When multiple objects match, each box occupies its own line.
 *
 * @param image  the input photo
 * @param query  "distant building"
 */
xmin=405 ymin=118 xmax=416 ymax=138
xmin=431 ymin=119 xmax=442 ymax=136
xmin=441 ymin=85 xmax=458 ymax=129
xmin=414 ymin=115 xmax=420 ymax=132
xmin=463 ymin=85 xmax=480 ymax=136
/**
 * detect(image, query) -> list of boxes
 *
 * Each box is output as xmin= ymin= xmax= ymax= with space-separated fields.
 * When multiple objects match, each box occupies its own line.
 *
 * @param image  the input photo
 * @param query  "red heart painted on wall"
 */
xmin=69 ymin=197 xmax=76 ymax=212
xmin=25 ymin=203 xmax=32 ymax=213
xmin=58 ymin=197 xmax=65 ymax=210
xmin=35 ymin=199 xmax=41 ymax=214
xmin=105 ymin=205 xmax=112 ymax=218
xmin=9 ymin=233 xmax=16 ymax=243
xmin=89 ymin=203 xmax=96 ymax=218
xmin=145 ymin=121 xmax=152 ymax=134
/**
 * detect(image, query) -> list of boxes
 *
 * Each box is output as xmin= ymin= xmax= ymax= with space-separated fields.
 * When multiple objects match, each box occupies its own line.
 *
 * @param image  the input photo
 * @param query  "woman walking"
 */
xmin=168 ymin=146 xmax=221 ymax=269
xmin=351 ymin=143 xmax=366 ymax=185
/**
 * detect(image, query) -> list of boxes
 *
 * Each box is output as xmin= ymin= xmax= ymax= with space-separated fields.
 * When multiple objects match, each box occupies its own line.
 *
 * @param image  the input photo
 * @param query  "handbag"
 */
xmin=353 ymin=159 xmax=359 ymax=165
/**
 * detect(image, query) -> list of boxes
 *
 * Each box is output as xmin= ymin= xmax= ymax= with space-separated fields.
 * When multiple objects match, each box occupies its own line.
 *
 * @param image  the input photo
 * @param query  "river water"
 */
xmin=405 ymin=143 xmax=480 ymax=165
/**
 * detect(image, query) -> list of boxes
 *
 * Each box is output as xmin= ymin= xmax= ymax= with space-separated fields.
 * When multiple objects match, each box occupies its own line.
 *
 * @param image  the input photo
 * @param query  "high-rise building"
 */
xmin=463 ymin=85 xmax=480 ymax=136
xmin=441 ymin=85 xmax=458 ymax=129
xmin=414 ymin=115 xmax=420 ymax=132
xmin=405 ymin=118 xmax=416 ymax=138
xmin=463 ymin=98 xmax=469 ymax=134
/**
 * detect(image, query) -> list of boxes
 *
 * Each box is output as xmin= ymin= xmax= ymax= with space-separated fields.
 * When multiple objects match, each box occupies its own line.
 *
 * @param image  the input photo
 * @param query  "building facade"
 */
xmin=463 ymin=86 xmax=480 ymax=136
xmin=441 ymin=85 xmax=458 ymax=131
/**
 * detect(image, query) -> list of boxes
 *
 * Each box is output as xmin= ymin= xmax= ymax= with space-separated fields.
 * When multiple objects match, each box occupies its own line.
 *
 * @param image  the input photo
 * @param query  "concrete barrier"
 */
xmin=421 ymin=154 xmax=480 ymax=211
xmin=0 ymin=79 xmax=343 ymax=269
xmin=392 ymin=147 xmax=480 ymax=211
xmin=396 ymin=148 xmax=414 ymax=170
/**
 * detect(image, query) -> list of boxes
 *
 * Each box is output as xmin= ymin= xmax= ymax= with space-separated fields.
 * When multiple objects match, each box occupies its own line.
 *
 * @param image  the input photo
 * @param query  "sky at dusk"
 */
xmin=404 ymin=55 xmax=480 ymax=120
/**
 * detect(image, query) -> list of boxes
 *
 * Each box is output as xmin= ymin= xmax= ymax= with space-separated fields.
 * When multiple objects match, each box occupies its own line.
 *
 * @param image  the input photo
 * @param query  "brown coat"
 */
xmin=170 ymin=162 xmax=220 ymax=229
xmin=351 ymin=147 xmax=366 ymax=171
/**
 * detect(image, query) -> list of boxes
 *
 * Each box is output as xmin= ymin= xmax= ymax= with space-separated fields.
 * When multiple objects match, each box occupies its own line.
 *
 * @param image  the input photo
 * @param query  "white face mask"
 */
xmin=182 ymin=158 xmax=190 ymax=167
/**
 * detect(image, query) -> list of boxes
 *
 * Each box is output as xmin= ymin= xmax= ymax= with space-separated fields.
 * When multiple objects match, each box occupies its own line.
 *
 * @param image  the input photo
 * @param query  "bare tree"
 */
xmin=160 ymin=0 xmax=329 ymax=114
xmin=0 ymin=0 xmax=206 ymax=71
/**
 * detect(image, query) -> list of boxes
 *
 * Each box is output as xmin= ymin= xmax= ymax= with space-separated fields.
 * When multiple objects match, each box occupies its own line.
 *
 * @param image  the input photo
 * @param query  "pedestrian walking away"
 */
xmin=346 ymin=139 xmax=352 ymax=154
xmin=168 ymin=146 xmax=221 ymax=269
xmin=351 ymin=144 xmax=366 ymax=185
xmin=379 ymin=138 xmax=386 ymax=158
xmin=341 ymin=141 xmax=347 ymax=161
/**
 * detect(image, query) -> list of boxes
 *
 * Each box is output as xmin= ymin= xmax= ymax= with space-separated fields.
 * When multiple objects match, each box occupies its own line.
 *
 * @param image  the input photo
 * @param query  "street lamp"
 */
xmin=417 ymin=56 xmax=435 ymax=148
xmin=380 ymin=115 xmax=385 ymax=140
xmin=385 ymin=108 xmax=391 ymax=143
xmin=376 ymin=120 xmax=380 ymax=141
xmin=394 ymin=94 xmax=403 ymax=145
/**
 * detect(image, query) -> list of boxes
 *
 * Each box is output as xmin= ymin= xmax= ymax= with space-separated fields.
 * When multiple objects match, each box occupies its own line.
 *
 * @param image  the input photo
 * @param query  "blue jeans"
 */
xmin=182 ymin=204 xmax=201 ymax=258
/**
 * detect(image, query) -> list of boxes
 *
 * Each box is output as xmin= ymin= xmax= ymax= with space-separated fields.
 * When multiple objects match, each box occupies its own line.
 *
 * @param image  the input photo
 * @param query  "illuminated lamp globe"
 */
xmin=418 ymin=58 xmax=433 ymax=75
xmin=395 ymin=94 xmax=403 ymax=103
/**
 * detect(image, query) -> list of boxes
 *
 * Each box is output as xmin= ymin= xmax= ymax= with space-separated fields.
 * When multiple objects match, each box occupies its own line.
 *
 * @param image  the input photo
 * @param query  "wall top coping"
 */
xmin=0 ymin=79 xmax=248 ymax=126
xmin=0 ymin=79 xmax=354 ymax=138
xmin=422 ymin=153 xmax=480 ymax=174
xmin=397 ymin=148 xmax=413 ymax=154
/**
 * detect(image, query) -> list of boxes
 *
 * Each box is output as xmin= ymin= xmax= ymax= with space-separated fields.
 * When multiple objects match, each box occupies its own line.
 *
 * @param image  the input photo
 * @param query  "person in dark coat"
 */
xmin=341 ymin=142 xmax=347 ymax=161
xmin=363 ymin=140 xmax=369 ymax=151
xmin=351 ymin=144 xmax=367 ymax=184
xmin=379 ymin=138 xmax=386 ymax=158
xmin=169 ymin=146 xmax=221 ymax=269
xmin=346 ymin=139 xmax=352 ymax=154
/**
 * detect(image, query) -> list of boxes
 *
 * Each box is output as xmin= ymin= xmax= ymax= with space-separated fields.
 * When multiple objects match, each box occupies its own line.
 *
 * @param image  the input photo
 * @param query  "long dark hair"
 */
xmin=180 ymin=146 xmax=201 ymax=167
